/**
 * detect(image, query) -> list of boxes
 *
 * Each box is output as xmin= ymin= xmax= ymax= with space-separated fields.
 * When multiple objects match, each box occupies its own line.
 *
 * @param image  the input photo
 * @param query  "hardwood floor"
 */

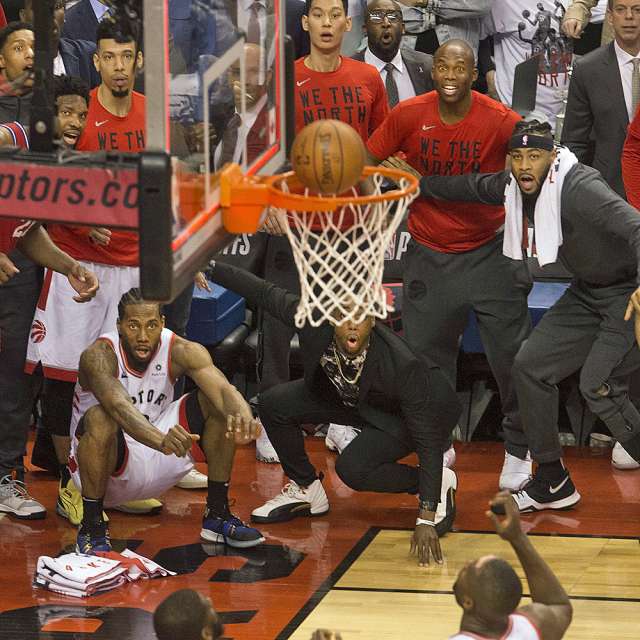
xmin=0 ymin=441 xmax=638 ymax=639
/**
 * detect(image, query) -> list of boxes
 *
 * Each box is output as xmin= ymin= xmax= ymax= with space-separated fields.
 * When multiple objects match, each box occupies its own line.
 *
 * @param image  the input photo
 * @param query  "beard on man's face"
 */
xmin=111 ymin=87 xmax=130 ymax=98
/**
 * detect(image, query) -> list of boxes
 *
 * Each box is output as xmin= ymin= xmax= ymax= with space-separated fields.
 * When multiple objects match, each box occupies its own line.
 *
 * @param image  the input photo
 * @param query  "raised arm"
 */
xmin=419 ymin=170 xmax=509 ymax=205
xmin=78 ymin=341 xmax=170 ymax=451
xmin=397 ymin=0 xmax=491 ymax=18
xmin=208 ymin=260 xmax=300 ymax=328
xmin=488 ymin=493 xmax=573 ymax=640
xmin=561 ymin=0 xmax=597 ymax=39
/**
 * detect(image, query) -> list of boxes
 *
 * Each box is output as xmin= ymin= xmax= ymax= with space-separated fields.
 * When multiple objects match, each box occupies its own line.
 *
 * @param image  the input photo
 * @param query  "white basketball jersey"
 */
xmin=71 ymin=328 xmax=176 ymax=439
xmin=450 ymin=614 xmax=540 ymax=640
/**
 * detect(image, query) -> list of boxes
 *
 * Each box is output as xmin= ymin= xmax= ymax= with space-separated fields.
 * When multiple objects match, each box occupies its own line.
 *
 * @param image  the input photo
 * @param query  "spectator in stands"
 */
xmin=0 ymin=175 xmax=99 ymax=519
xmin=489 ymin=1 xmax=573 ymax=132
xmin=451 ymin=491 xmax=573 ymax=639
xmin=61 ymin=0 xmax=109 ymax=42
xmin=420 ymin=117 xmax=640 ymax=511
xmin=253 ymin=0 xmax=390 ymax=463
xmin=367 ymin=39 xmax=531 ymax=489
xmin=169 ymin=0 xmax=229 ymax=74
xmin=214 ymin=43 xmax=273 ymax=167
xmin=208 ymin=260 xmax=461 ymax=567
xmin=399 ymin=0 xmax=492 ymax=59
xmin=0 ymin=21 xmax=33 ymax=123
xmin=563 ymin=0 xmax=613 ymax=45
xmin=353 ymin=0 xmax=434 ymax=106
xmin=226 ymin=0 xmax=310 ymax=60
xmin=561 ymin=0 xmax=640 ymax=198
xmin=20 ymin=0 xmax=100 ymax=88
xmin=154 ymin=589 xmax=224 ymax=640
xmin=0 ymin=20 xmax=38 ymax=508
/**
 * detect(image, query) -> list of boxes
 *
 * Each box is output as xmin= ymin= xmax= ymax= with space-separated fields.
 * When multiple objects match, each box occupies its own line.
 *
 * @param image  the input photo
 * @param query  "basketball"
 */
xmin=290 ymin=120 xmax=366 ymax=195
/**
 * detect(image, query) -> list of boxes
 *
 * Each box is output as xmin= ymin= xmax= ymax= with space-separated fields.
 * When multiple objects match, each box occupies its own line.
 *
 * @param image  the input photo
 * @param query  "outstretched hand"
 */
xmin=624 ymin=287 xmax=640 ymax=347
xmin=410 ymin=522 xmax=443 ymax=566
xmin=382 ymin=156 xmax=421 ymax=181
xmin=226 ymin=413 xmax=261 ymax=444
xmin=67 ymin=263 xmax=99 ymax=302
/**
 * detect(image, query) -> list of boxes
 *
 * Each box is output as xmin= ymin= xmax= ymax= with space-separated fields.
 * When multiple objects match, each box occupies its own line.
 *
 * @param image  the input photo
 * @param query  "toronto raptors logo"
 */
xmin=30 ymin=320 xmax=46 ymax=343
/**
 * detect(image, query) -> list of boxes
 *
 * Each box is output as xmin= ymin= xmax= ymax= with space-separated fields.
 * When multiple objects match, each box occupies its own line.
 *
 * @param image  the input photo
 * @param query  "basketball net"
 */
xmin=270 ymin=170 xmax=418 ymax=328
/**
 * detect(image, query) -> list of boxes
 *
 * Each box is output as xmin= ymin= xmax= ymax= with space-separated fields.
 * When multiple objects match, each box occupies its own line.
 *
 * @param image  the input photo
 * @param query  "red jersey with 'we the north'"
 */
xmin=48 ymin=89 xmax=146 ymax=266
xmin=294 ymin=56 xmax=389 ymax=140
xmin=368 ymin=91 xmax=520 ymax=253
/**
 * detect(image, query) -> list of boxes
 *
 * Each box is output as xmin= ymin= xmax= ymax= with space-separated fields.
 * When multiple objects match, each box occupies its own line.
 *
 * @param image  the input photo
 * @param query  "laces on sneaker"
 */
xmin=282 ymin=482 xmax=302 ymax=498
xmin=0 ymin=475 xmax=32 ymax=500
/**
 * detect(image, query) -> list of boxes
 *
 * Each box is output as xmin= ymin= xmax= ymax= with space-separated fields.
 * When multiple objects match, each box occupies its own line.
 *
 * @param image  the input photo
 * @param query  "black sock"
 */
xmin=537 ymin=460 xmax=565 ymax=481
xmin=59 ymin=464 xmax=70 ymax=485
xmin=206 ymin=481 xmax=229 ymax=517
xmin=82 ymin=497 xmax=104 ymax=529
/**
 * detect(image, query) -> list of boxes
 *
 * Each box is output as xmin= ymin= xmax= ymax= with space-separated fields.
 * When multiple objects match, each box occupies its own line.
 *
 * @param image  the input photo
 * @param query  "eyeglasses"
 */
xmin=368 ymin=10 xmax=403 ymax=23
xmin=612 ymin=5 xmax=640 ymax=16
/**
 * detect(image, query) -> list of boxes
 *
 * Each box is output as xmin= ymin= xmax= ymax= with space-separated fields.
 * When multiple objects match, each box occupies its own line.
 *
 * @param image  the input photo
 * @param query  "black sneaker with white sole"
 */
xmin=513 ymin=470 xmax=580 ymax=512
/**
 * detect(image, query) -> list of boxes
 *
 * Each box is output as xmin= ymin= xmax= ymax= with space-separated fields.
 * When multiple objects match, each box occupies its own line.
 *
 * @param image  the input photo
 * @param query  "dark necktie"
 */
xmin=247 ymin=2 xmax=261 ymax=44
xmin=384 ymin=63 xmax=399 ymax=107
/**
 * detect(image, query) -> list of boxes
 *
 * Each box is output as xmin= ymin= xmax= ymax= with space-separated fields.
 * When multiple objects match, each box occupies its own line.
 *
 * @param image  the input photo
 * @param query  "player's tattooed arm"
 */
xmin=78 ymin=341 xmax=166 ymax=451
xmin=171 ymin=337 xmax=259 ymax=441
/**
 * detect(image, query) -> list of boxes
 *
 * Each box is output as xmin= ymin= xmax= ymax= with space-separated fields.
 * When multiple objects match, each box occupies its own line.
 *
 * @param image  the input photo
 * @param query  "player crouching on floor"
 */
xmin=69 ymin=288 xmax=263 ymax=554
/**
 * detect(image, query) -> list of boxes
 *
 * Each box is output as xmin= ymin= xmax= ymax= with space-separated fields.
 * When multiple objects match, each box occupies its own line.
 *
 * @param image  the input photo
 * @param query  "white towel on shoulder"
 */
xmin=503 ymin=147 xmax=578 ymax=266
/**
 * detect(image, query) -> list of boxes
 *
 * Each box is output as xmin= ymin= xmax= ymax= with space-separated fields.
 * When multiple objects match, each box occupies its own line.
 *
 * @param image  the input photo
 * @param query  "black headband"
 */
xmin=508 ymin=133 xmax=554 ymax=151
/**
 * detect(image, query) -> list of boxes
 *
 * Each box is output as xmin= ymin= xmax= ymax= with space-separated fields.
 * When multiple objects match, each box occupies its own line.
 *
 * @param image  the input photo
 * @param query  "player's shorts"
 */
xmin=68 ymin=392 xmax=204 ymax=507
xmin=25 ymin=261 xmax=139 ymax=381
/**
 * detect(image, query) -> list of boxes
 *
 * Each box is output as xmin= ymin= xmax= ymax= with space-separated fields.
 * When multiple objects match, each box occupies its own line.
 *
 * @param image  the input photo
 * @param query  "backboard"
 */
xmin=141 ymin=0 xmax=292 ymax=299
xmin=0 ymin=1 xmax=292 ymax=302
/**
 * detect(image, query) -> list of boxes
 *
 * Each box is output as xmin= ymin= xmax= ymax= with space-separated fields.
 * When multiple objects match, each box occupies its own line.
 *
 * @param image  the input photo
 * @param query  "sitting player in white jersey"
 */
xmin=69 ymin=288 xmax=264 ymax=554
xmin=451 ymin=492 xmax=572 ymax=640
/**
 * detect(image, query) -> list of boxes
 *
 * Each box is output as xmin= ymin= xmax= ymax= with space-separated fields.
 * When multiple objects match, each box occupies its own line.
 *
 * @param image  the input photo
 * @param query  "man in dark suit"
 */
xmin=61 ymin=0 xmax=106 ymax=42
xmin=353 ymin=0 xmax=433 ymax=104
xmin=561 ymin=0 xmax=640 ymax=199
xmin=214 ymin=42 xmax=271 ymax=167
xmin=21 ymin=0 xmax=99 ymax=88
xmin=207 ymin=260 xmax=461 ymax=566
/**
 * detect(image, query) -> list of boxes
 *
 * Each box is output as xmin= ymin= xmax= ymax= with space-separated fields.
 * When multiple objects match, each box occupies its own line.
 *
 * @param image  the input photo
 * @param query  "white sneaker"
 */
xmin=177 ymin=468 xmax=208 ymax=489
xmin=434 ymin=467 xmax=458 ymax=536
xmin=443 ymin=445 xmax=456 ymax=469
xmin=0 ymin=475 xmax=46 ymax=520
xmin=325 ymin=424 xmax=360 ymax=453
xmin=612 ymin=442 xmax=640 ymax=470
xmin=256 ymin=427 xmax=280 ymax=463
xmin=499 ymin=451 xmax=533 ymax=492
xmin=251 ymin=477 xmax=329 ymax=523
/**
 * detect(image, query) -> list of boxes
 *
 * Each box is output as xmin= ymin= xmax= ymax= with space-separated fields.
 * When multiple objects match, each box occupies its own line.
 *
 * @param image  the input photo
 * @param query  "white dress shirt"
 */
xmin=614 ymin=40 xmax=640 ymax=121
xmin=364 ymin=47 xmax=416 ymax=104
xmin=89 ymin=0 xmax=111 ymax=21
xmin=53 ymin=53 xmax=66 ymax=77
xmin=237 ymin=0 xmax=268 ymax=47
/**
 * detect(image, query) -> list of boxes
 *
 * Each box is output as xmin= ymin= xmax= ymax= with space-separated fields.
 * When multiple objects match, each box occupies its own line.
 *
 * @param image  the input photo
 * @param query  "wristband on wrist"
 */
xmin=416 ymin=517 xmax=436 ymax=527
